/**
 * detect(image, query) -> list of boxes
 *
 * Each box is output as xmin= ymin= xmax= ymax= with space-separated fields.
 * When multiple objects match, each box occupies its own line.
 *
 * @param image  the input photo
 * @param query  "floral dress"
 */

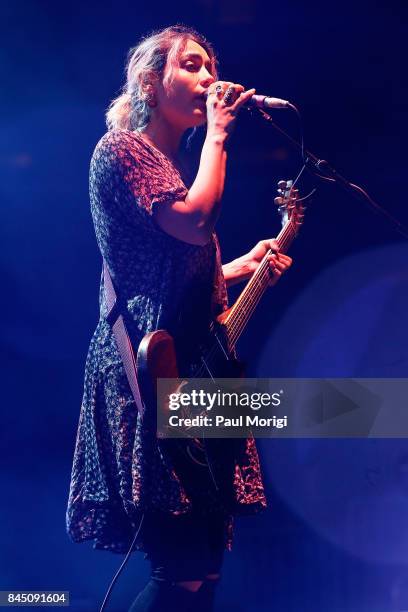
xmin=66 ymin=130 xmax=266 ymax=553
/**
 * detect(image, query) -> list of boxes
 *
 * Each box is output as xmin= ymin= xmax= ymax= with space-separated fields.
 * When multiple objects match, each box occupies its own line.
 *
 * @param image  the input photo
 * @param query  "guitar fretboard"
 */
xmin=222 ymin=217 xmax=298 ymax=349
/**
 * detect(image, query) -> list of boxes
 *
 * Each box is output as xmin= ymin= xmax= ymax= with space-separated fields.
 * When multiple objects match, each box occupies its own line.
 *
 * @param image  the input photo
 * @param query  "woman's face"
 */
xmin=155 ymin=39 xmax=216 ymax=130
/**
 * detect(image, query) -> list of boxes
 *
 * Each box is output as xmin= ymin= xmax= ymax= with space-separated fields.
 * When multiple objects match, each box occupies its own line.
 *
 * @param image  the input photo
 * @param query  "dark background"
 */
xmin=1 ymin=0 xmax=408 ymax=610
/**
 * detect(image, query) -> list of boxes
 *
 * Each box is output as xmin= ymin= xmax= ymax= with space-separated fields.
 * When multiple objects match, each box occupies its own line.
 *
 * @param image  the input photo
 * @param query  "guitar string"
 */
xmin=192 ymin=260 xmax=273 ymax=377
xmin=192 ymin=221 xmax=295 ymax=378
xmin=229 ymin=261 xmax=281 ymax=347
xmin=227 ymin=222 xmax=295 ymax=346
xmin=228 ymin=225 xmax=293 ymax=340
xmin=228 ymin=261 xmax=274 ymax=346
xmin=229 ymin=266 xmax=273 ymax=347
xmin=192 ymin=221 xmax=294 ymax=377
xmin=228 ymin=225 xmax=295 ymax=345
xmin=192 ymin=185 xmax=301 ymax=378
xmin=213 ymin=182 xmax=300 ymax=355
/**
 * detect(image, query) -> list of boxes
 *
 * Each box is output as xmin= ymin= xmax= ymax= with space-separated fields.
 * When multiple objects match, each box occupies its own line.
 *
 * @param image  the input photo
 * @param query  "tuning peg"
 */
xmin=278 ymin=180 xmax=287 ymax=190
xmin=274 ymin=196 xmax=284 ymax=206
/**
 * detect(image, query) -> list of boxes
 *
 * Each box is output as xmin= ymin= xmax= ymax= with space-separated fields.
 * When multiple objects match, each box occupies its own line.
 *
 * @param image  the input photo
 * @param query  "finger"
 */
xmin=222 ymin=83 xmax=245 ymax=106
xmin=269 ymin=239 xmax=279 ymax=254
xmin=268 ymin=255 xmax=281 ymax=267
xmin=232 ymin=88 xmax=256 ymax=111
xmin=268 ymin=257 xmax=290 ymax=272
xmin=209 ymin=82 xmax=233 ymax=97
xmin=257 ymin=239 xmax=271 ymax=253
xmin=213 ymin=81 xmax=235 ymax=92
xmin=275 ymin=254 xmax=292 ymax=265
xmin=235 ymin=88 xmax=256 ymax=105
xmin=220 ymin=82 xmax=244 ymax=92
xmin=269 ymin=251 xmax=293 ymax=267
xmin=268 ymin=258 xmax=284 ymax=271
xmin=223 ymin=86 xmax=242 ymax=106
xmin=269 ymin=256 xmax=290 ymax=268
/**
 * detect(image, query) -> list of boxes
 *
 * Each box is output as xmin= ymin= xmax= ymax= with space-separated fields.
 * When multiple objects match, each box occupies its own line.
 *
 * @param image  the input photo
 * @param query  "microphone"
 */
xmin=203 ymin=90 xmax=292 ymax=109
xmin=248 ymin=95 xmax=291 ymax=109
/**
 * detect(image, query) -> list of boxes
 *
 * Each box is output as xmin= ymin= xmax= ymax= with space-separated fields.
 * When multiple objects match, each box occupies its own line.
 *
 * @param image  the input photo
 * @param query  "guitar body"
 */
xmin=136 ymin=325 xmax=246 ymax=497
xmin=136 ymin=325 xmax=244 ymax=397
xmin=137 ymin=330 xmax=179 ymax=413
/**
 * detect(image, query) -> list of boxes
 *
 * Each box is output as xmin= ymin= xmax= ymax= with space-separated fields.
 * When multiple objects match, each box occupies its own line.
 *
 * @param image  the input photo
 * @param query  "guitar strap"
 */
xmin=102 ymin=260 xmax=145 ymax=418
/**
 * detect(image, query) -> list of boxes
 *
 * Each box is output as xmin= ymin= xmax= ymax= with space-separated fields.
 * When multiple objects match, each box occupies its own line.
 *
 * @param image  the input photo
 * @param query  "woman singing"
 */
xmin=67 ymin=24 xmax=292 ymax=611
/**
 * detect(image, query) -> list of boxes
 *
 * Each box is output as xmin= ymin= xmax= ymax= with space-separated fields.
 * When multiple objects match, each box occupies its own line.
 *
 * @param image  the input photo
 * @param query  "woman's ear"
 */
xmin=141 ymin=80 xmax=158 ymax=108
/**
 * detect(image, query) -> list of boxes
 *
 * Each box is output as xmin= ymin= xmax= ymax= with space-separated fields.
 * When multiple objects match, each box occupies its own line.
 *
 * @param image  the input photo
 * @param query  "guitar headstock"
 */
xmin=274 ymin=179 xmax=305 ymax=232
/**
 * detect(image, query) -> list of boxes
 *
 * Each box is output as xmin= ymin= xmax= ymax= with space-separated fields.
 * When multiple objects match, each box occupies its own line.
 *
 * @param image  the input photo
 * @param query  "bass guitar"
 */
xmin=135 ymin=180 xmax=305 ymax=494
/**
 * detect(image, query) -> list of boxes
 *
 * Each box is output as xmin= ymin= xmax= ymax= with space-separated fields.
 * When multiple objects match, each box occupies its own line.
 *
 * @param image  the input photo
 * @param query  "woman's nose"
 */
xmin=200 ymin=68 xmax=215 ymax=88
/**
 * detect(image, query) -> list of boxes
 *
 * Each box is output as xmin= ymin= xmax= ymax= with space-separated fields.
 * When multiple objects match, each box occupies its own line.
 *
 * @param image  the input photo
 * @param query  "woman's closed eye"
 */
xmin=184 ymin=62 xmax=199 ymax=72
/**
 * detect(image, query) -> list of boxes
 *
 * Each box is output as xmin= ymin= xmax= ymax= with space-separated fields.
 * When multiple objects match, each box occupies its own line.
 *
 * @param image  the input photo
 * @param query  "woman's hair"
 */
xmin=106 ymin=25 xmax=218 ymax=131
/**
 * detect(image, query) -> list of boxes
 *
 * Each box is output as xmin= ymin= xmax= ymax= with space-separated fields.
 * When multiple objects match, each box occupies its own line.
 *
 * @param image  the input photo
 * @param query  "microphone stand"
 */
xmin=257 ymin=108 xmax=408 ymax=240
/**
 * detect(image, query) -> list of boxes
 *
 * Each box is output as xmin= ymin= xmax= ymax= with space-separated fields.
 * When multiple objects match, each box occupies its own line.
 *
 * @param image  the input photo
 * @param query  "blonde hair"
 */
xmin=106 ymin=25 xmax=218 ymax=131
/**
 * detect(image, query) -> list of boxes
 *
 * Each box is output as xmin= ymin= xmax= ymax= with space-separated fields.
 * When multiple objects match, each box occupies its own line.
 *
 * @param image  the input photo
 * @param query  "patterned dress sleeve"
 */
xmin=90 ymin=130 xmax=188 ymax=232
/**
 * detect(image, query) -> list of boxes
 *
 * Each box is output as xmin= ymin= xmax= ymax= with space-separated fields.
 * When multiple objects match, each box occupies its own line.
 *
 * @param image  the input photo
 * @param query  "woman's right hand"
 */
xmin=205 ymin=81 xmax=256 ymax=140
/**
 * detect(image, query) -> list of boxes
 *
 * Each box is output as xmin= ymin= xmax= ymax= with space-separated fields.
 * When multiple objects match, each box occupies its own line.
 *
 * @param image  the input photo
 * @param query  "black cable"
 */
xmin=288 ymin=102 xmax=305 ymax=164
xmin=256 ymin=103 xmax=309 ymax=202
xmin=99 ymin=513 xmax=145 ymax=612
xmin=257 ymin=102 xmax=305 ymax=165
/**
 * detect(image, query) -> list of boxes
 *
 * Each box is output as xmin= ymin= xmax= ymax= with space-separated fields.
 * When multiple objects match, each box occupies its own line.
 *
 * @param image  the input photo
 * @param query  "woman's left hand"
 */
xmin=246 ymin=239 xmax=293 ymax=286
xmin=222 ymin=239 xmax=293 ymax=288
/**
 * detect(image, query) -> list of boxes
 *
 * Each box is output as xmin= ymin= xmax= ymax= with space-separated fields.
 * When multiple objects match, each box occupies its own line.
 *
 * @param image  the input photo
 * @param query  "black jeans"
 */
xmin=128 ymin=510 xmax=226 ymax=611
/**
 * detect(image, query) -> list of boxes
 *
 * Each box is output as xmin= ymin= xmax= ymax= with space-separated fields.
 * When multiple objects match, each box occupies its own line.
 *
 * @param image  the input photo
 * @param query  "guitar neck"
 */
xmin=219 ymin=218 xmax=298 ymax=349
